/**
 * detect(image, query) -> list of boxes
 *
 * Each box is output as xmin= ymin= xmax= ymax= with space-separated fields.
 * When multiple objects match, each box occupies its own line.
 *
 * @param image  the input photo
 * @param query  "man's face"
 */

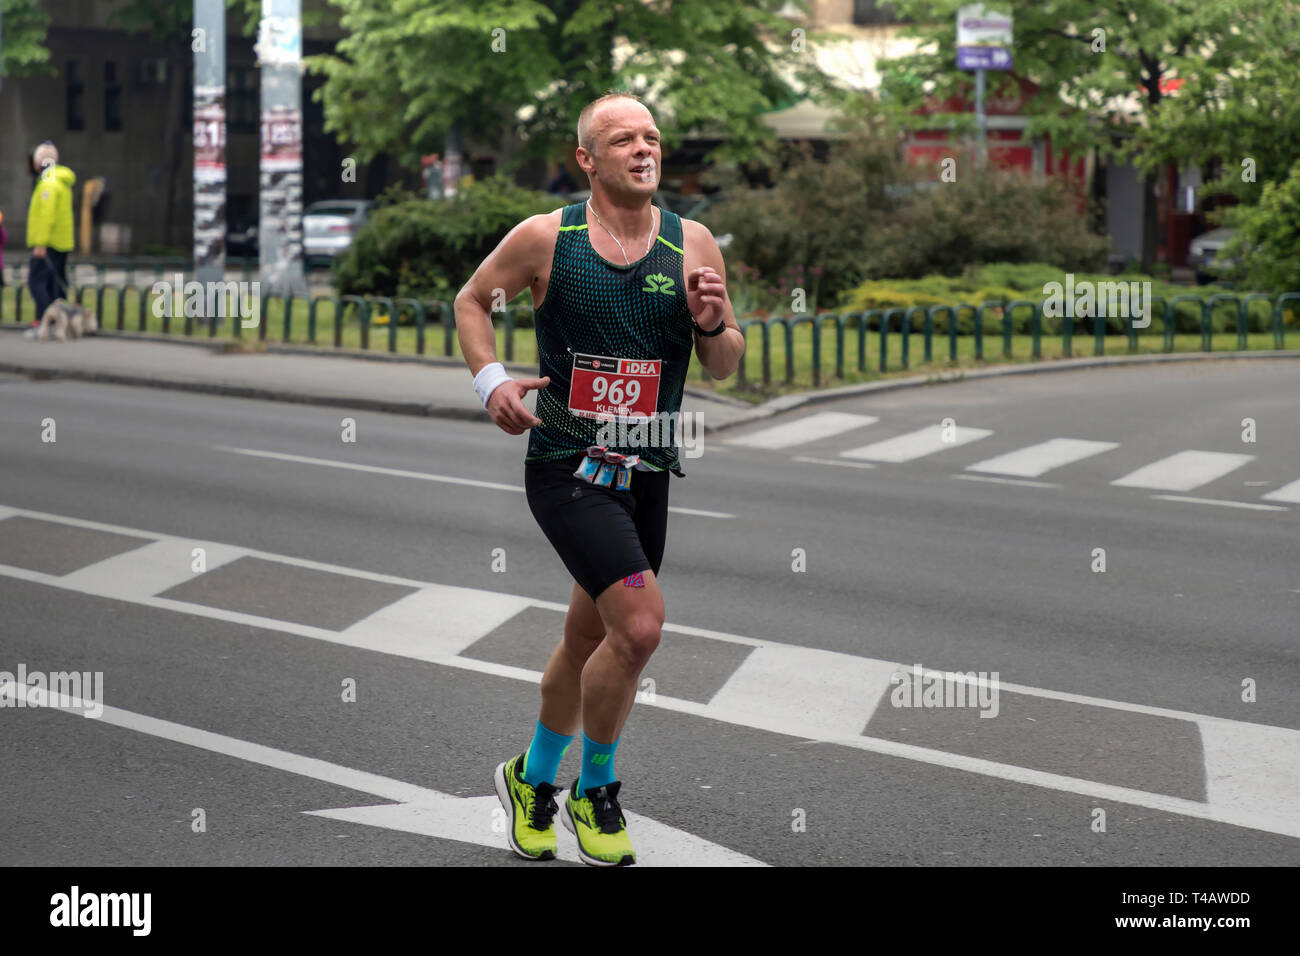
xmin=586 ymin=104 xmax=660 ymax=196
xmin=34 ymin=146 xmax=58 ymax=171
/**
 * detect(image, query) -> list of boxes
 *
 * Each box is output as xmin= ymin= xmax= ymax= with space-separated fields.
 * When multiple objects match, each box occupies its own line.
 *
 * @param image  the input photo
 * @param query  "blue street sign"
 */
xmin=958 ymin=46 xmax=1013 ymax=71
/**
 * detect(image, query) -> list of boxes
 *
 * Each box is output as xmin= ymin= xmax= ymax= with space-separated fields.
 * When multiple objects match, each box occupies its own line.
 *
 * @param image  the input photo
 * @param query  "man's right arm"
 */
xmin=454 ymin=214 xmax=552 ymax=435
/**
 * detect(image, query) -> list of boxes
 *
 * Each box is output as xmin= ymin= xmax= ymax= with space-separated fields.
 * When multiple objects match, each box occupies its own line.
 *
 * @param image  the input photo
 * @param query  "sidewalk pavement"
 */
xmin=4 ymin=326 xmax=1298 ymax=434
xmin=0 ymin=327 xmax=763 ymax=432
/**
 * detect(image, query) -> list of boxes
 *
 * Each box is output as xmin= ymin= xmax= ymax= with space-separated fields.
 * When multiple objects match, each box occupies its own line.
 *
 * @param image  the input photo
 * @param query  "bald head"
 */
xmin=34 ymin=143 xmax=59 ymax=171
xmin=577 ymin=93 xmax=651 ymax=159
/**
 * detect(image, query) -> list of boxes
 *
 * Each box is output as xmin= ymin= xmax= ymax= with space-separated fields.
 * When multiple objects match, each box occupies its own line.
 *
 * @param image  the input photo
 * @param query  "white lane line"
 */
xmin=0 ymin=504 xmax=1282 ymax=723
xmin=1150 ymin=495 xmax=1288 ymax=512
xmin=724 ymin=412 xmax=878 ymax=450
xmin=951 ymin=474 xmax=1060 ymax=489
xmin=214 ymin=445 xmax=732 ymax=519
xmin=7 ymin=504 xmax=1300 ymax=839
xmin=668 ymin=506 xmax=736 ymax=519
xmin=0 ymin=683 xmax=762 ymax=867
xmin=791 ymin=456 xmax=877 ymax=470
xmin=1261 ymin=478 xmax=1300 ymax=503
xmin=1111 ymin=451 xmax=1255 ymax=492
xmin=216 ymin=445 xmax=523 ymax=492
xmin=966 ymin=438 xmax=1119 ymax=478
xmin=822 ymin=733 xmax=1300 ymax=841
xmin=840 ymin=425 xmax=993 ymax=463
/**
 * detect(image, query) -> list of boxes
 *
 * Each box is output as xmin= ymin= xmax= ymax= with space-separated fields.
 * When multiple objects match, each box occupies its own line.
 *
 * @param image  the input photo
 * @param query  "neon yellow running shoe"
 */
xmin=494 ymin=754 xmax=561 ymax=861
xmin=562 ymin=779 xmax=636 ymax=867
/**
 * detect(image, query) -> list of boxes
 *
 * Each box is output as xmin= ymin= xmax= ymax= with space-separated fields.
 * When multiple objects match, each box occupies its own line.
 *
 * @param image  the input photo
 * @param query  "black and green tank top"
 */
xmin=525 ymin=201 xmax=695 ymax=475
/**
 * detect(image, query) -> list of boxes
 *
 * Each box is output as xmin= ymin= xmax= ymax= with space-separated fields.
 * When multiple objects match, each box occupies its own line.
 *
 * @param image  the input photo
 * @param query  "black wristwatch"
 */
xmin=692 ymin=314 xmax=727 ymax=337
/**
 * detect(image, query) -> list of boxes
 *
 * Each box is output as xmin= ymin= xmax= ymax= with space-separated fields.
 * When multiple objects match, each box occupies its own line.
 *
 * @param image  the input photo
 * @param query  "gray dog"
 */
xmin=37 ymin=299 xmax=98 ymax=342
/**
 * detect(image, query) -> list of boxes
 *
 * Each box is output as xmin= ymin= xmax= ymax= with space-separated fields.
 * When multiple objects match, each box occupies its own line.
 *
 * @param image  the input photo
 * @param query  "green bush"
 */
xmin=702 ymin=108 xmax=1112 ymax=315
xmin=865 ymin=171 xmax=1110 ymax=279
xmin=702 ymin=117 xmax=917 ymax=312
xmin=835 ymin=264 xmax=1269 ymax=335
xmin=1214 ymin=158 xmax=1300 ymax=293
xmin=333 ymin=177 xmax=565 ymax=303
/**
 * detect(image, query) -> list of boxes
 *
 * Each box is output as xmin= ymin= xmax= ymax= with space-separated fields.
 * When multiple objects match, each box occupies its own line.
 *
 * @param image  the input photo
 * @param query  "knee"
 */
xmin=608 ymin=613 xmax=663 ymax=669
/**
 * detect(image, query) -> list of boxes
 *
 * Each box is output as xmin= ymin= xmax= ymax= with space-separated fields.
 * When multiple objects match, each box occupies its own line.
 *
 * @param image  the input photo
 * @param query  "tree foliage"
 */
xmin=0 ymin=0 xmax=52 ymax=77
xmin=878 ymin=0 xmax=1283 ymax=172
xmin=308 ymin=0 xmax=839 ymax=170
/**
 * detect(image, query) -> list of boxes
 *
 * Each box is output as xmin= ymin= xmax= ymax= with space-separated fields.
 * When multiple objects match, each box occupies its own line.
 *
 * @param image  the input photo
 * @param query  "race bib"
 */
xmin=567 ymin=353 xmax=661 ymax=421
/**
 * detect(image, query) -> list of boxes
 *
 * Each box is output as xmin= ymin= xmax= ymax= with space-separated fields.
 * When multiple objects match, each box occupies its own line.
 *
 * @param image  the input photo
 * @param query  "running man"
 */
xmin=455 ymin=92 xmax=743 ymax=865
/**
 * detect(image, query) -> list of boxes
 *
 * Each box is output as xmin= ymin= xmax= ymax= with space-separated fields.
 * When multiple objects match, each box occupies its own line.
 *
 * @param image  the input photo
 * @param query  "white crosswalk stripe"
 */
xmin=966 ymin=438 xmax=1119 ymax=478
xmin=726 ymin=413 xmax=1290 ymax=509
xmin=1111 ymin=450 xmax=1255 ymax=492
xmin=724 ymin=411 xmax=878 ymax=450
xmin=841 ymin=424 xmax=993 ymax=462
xmin=1261 ymin=478 xmax=1300 ymax=504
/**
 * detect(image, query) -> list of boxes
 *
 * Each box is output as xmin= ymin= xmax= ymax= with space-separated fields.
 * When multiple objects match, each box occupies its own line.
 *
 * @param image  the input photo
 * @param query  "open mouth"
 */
xmin=630 ymin=162 xmax=656 ymax=181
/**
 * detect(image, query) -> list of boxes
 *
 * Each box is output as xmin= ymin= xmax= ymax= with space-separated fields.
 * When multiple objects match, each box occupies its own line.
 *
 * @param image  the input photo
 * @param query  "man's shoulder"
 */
xmin=530 ymin=205 xmax=568 ymax=230
xmin=680 ymin=216 xmax=719 ymax=244
xmin=679 ymin=217 xmax=724 ymax=268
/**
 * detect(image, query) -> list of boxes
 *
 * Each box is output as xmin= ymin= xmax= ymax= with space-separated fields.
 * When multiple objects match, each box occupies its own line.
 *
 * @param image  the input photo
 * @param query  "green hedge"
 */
xmin=333 ymin=177 xmax=565 ymax=303
xmin=836 ymin=264 xmax=1293 ymax=334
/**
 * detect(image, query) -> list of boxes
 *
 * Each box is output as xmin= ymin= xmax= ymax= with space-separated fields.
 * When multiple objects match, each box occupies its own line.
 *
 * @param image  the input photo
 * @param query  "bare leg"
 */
xmin=537 ymin=581 xmax=606 ymax=737
xmin=581 ymin=569 xmax=664 ymax=745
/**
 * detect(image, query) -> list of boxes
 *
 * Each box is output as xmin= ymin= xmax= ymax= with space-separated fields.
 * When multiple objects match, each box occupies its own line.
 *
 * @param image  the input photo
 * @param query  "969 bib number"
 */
xmin=567 ymin=353 xmax=661 ymax=421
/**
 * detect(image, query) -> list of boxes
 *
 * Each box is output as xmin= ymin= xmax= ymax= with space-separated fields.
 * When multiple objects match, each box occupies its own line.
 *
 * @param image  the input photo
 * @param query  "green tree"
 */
xmin=1215 ymin=159 xmax=1300 ymax=294
xmin=1137 ymin=2 xmax=1300 ymax=206
xmin=878 ymin=0 xmax=1291 ymax=273
xmin=0 ymin=0 xmax=52 ymax=78
xmin=308 ymin=0 xmax=839 ymax=172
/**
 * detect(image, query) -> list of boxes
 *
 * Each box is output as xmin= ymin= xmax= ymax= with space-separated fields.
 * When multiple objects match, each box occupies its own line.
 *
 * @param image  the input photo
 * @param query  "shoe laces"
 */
xmin=585 ymin=782 xmax=625 ymax=834
xmin=529 ymin=781 xmax=560 ymax=830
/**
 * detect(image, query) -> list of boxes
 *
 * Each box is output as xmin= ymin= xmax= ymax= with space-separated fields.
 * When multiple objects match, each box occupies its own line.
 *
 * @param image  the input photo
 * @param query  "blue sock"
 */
xmin=576 ymin=733 xmax=619 ymax=796
xmin=521 ymin=720 xmax=573 ymax=787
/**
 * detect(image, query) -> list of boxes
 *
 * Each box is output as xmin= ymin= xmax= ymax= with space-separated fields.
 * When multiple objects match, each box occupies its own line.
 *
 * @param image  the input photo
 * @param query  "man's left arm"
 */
xmin=684 ymin=221 xmax=745 ymax=380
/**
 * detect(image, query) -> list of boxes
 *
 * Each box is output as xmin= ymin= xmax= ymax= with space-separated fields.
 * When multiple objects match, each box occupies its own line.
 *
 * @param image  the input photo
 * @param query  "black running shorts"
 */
xmin=524 ymin=452 xmax=671 ymax=602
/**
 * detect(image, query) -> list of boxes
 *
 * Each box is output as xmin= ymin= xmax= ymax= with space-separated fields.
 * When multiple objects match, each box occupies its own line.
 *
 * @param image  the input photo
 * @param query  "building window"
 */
xmin=228 ymin=66 xmax=258 ymax=134
xmin=105 ymin=61 xmax=123 ymax=131
xmin=66 ymin=60 xmax=85 ymax=131
xmin=853 ymin=1 xmax=901 ymax=25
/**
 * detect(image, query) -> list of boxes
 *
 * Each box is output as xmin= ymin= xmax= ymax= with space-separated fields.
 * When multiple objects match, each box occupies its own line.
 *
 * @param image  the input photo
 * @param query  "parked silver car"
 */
xmin=302 ymin=199 xmax=373 ymax=267
xmin=1187 ymin=227 xmax=1236 ymax=284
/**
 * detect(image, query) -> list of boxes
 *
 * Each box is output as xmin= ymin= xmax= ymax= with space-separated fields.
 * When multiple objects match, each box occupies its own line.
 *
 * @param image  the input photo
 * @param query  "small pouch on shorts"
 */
xmin=573 ymin=447 xmax=639 ymax=491
xmin=573 ymin=446 xmax=606 ymax=482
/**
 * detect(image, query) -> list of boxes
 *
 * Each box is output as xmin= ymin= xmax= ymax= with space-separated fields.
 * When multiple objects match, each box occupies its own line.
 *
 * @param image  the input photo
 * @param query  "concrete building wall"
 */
xmin=0 ymin=2 xmax=371 ymax=260
xmin=1106 ymin=163 xmax=1144 ymax=264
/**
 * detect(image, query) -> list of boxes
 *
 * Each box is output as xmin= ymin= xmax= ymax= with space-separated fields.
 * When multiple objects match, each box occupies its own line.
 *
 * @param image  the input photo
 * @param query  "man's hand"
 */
xmin=32 ymin=247 xmax=47 ymax=259
xmin=486 ymin=375 xmax=550 ymax=435
xmin=687 ymin=266 xmax=725 ymax=331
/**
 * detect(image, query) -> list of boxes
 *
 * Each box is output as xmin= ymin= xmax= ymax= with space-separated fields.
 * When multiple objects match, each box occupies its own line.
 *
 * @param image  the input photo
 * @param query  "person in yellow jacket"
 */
xmin=26 ymin=141 xmax=76 ymax=333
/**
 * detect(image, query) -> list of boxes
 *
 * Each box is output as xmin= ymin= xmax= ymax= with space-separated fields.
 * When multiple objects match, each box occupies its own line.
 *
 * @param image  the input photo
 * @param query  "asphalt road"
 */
xmin=1 ymin=359 xmax=1297 ymax=866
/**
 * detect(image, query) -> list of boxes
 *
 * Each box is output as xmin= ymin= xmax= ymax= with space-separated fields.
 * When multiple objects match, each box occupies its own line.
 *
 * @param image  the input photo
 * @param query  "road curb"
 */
xmin=0 ymin=362 xmax=492 ymax=422
xmin=4 ymin=323 xmax=1296 ymax=428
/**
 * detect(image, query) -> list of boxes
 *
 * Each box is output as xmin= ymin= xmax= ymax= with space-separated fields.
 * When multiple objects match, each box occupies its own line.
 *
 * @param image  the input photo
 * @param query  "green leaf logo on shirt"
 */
xmin=641 ymin=273 xmax=675 ymax=295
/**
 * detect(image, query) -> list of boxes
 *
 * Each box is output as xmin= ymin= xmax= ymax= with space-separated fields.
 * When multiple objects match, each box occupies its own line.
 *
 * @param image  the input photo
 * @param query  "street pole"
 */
xmin=974 ymin=67 xmax=987 ymax=172
xmin=257 ymin=0 xmax=307 ymax=298
xmin=194 ymin=0 xmax=227 ymax=289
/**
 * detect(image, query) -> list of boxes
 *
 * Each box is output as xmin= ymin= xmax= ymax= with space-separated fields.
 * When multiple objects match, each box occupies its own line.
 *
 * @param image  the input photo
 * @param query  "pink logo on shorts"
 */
xmin=623 ymin=572 xmax=645 ymax=588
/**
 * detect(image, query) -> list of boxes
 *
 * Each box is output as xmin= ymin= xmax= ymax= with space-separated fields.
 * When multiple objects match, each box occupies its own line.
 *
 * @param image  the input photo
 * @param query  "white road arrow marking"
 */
xmin=0 ymin=682 xmax=766 ymax=867
xmin=309 ymin=801 xmax=764 ymax=867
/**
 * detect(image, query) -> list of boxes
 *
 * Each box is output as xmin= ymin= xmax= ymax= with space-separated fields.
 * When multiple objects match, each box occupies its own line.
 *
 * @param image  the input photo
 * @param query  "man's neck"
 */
xmin=586 ymin=193 xmax=656 ymax=242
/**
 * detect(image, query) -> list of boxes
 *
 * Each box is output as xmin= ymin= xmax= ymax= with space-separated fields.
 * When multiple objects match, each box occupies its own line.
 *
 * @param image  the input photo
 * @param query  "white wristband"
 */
xmin=473 ymin=362 xmax=511 ymax=408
